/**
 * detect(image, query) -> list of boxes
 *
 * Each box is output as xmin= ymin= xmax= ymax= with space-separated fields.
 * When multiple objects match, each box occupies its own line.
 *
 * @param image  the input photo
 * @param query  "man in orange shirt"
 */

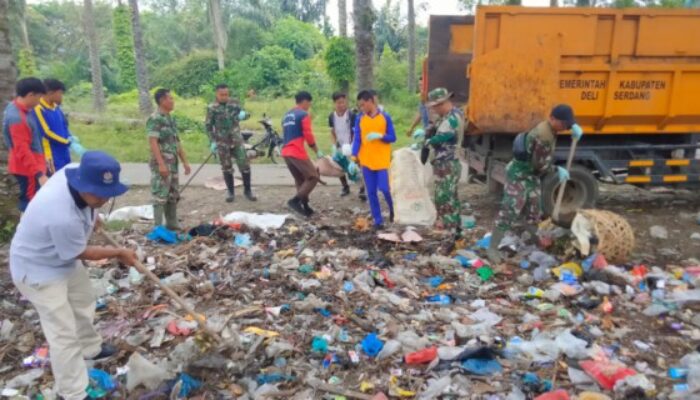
xmin=352 ymin=90 xmax=396 ymax=229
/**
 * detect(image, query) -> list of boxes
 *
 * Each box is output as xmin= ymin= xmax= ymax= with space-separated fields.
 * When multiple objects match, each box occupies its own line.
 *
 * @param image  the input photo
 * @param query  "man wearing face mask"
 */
xmin=9 ymin=151 xmax=138 ymax=400
xmin=487 ymin=104 xmax=583 ymax=263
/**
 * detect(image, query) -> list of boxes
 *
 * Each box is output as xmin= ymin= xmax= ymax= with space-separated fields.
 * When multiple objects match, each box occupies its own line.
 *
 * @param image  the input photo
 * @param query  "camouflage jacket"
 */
xmin=429 ymin=107 xmax=463 ymax=163
xmin=506 ymin=120 xmax=556 ymax=179
xmin=147 ymin=111 xmax=180 ymax=164
xmin=205 ymin=100 xmax=243 ymax=142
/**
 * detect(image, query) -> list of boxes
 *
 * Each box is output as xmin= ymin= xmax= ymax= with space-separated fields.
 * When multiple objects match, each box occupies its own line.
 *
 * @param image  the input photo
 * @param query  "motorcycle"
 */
xmin=242 ymin=114 xmax=283 ymax=164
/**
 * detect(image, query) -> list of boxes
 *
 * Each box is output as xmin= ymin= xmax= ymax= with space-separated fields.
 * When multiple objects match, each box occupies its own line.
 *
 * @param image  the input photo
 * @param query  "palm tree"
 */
xmin=129 ymin=0 xmax=152 ymax=115
xmin=0 ymin=0 xmax=19 ymax=221
xmin=83 ymin=0 xmax=106 ymax=112
xmin=353 ymin=0 xmax=376 ymax=90
xmin=407 ymin=0 xmax=416 ymax=93
xmin=339 ymin=0 xmax=347 ymax=37
xmin=209 ymin=0 xmax=227 ymax=71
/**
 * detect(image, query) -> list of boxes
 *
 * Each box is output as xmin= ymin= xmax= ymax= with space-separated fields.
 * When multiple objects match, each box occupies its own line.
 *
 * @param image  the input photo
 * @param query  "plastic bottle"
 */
xmin=426 ymin=294 xmax=452 ymax=305
xmin=668 ymin=367 xmax=688 ymax=379
xmin=404 ymin=347 xmax=438 ymax=365
xmin=377 ymin=340 xmax=401 ymax=360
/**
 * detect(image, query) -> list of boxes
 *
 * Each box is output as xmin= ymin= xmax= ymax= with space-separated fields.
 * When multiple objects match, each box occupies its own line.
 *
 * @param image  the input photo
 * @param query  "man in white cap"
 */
xmin=10 ymin=150 xmax=137 ymax=400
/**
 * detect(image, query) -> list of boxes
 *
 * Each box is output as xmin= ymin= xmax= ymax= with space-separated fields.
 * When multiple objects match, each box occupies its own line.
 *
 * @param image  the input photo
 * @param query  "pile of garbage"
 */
xmin=1 ymin=209 xmax=699 ymax=400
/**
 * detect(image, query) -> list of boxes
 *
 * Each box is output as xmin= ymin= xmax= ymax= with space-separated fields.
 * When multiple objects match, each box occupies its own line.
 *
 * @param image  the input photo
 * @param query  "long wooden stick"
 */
xmin=178 ymin=151 xmax=214 ymax=196
xmin=552 ymin=140 xmax=578 ymax=221
xmin=99 ymin=230 xmax=222 ymax=342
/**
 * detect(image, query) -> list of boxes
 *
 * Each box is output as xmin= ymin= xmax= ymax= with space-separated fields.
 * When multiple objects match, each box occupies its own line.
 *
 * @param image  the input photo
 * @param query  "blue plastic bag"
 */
xmin=361 ymin=333 xmax=384 ymax=357
xmin=87 ymin=368 xmax=116 ymax=398
xmin=461 ymin=358 xmax=502 ymax=375
xmin=234 ymin=233 xmax=252 ymax=248
xmin=176 ymin=373 xmax=201 ymax=398
xmin=146 ymin=226 xmax=180 ymax=244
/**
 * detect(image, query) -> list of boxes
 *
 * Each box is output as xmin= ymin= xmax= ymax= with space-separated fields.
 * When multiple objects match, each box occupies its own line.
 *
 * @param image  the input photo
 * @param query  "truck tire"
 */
xmin=542 ymin=164 xmax=598 ymax=217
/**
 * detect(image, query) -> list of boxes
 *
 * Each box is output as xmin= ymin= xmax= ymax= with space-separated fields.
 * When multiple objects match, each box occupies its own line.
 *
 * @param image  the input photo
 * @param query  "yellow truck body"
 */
xmin=468 ymin=6 xmax=700 ymax=135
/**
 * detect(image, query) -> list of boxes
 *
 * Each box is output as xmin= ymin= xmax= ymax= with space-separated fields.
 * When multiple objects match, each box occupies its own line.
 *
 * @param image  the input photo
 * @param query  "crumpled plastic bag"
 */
xmin=146 ymin=226 xmax=187 ymax=244
xmin=221 ymin=212 xmax=288 ymax=231
xmin=125 ymin=352 xmax=173 ymax=391
xmin=106 ymin=205 xmax=153 ymax=222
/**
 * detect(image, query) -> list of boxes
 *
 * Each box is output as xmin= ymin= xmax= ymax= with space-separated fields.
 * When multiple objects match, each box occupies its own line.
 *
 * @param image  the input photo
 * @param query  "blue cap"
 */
xmin=551 ymin=104 xmax=576 ymax=129
xmin=65 ymin=151 xmax=129 ymax=198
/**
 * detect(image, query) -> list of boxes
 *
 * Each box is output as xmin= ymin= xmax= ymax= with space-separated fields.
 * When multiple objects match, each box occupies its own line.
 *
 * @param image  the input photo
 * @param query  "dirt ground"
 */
xmin=111 ymin=181 xmax=700 ymax=262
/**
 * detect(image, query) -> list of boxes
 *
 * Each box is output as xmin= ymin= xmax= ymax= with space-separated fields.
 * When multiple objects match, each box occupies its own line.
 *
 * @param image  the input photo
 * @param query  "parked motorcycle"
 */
xmin=242 ymin=114 xmax=283 ymax=164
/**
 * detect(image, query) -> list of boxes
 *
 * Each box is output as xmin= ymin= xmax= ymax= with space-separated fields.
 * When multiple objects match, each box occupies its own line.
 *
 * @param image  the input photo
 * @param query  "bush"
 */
xmin=271 ymin=17 xmax=326 ymax=60
xmin=64 ymin=81 xmax=94 ymax=104
xmin=244 ymin=46 xmax=300 ymax=96
xmin=227 ymin=17 xmax=271 ymax=59
xmin=152 ymin=52 xmax=219 ymax=97
xmin=324 ymin=37 xmax=355 ymax=92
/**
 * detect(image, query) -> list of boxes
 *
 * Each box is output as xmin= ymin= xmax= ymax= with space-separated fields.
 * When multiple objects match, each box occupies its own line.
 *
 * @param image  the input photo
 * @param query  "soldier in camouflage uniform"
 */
xmin=488 ymin=104 xmax=582 ymax=263
xmin=422 ymin=88 xmax=464 ymax=233
xmin=205 ymin=84 xmax=256 ymax=203
xmin=147 ymin=88 xmax=191 ymax=229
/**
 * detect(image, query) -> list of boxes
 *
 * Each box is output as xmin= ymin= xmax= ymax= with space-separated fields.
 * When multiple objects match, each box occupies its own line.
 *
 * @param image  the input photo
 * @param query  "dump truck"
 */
xmin=425 ymin=7 xmax=700 ymax=214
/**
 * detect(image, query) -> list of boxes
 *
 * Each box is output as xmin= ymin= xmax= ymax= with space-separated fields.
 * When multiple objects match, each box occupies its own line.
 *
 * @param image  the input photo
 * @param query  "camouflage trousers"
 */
xmin=217 ymin=142 xmax=250 ymax=174
xmin=495 ymin=172 xmax=541 ymax=231
xmin=433 ymin=159 xmax=462 ymax=230
xmin=150 ymin=157 xmax=179 ymax=205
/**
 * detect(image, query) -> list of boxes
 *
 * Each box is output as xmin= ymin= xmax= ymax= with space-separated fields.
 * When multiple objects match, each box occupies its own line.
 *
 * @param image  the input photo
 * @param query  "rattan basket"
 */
xmin=578 ymin=209 xmax=635 ymax=263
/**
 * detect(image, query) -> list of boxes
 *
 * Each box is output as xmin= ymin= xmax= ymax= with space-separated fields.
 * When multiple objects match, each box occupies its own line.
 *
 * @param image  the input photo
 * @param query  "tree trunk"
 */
xmin=353 ymin=0 xmax=375 ymax=91
xmin=129 ymin=0 xmax=153 ymax=116
xmin=18 ymin=0 xmax=31 ymax=50
xmin=339 ymin=0 xmax=348 ymax=37
xmin=407 ymin=0 xmax=416 ymax=93
xmin=209 ymin=0 xmax=227 ymax=71
xmin=0 ymin=0 xmax=20 ymax=227
xmin=83 ymin=0 xmax=106 ymax=112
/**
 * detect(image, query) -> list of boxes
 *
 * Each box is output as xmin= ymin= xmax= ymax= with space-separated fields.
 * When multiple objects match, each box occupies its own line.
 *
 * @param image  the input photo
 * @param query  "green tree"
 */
xmin=324 ymin=37 xmax=355 ymax=92
xmin=375 ymin=44 xmax=407 ymax=100
xmin=227 ymin=17 xmax=269 ymax=59
xmin=271 ymin=17 xmax=325 ymax=60
xmin=276 ymin=0 xmax=328 ymax=24
xmin=244 ymin=45 xmax=299 ymax=95
xmin=152 ymin=51 xmax=219 ymax=97
xmin=375 ymin=0 xmax=406 ymax=56
xmin=113 ymin=2 xmax=136 ymax=91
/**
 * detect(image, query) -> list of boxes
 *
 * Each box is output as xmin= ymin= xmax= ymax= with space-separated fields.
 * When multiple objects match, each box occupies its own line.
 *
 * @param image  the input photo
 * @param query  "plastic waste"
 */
xmin=220 ymin=211 xmax=288 ymax=231
xmin=87 ymin=368 xmax=117 ymax=398
xmin=22 ymin=347 xmax=49 ymax=368
xmin=377 ymin=340 xmax=402 ymax=360
xmin=476 ymin=266 xmax=494 ymax=281
xmin=533 ymin=390 xmax=570 ymax=400
xmin=577 ymin=393 xmax=612 ymax=400
xmin=580 ymin=359 xmax=636 ymax=390
xmin=311 ymin=336 xmax=329 ymax=354
xmin=107 ymin=205 xmax=153 ymax=222
xmin=5 ymin=369 xmax=44 ymax=388
xmin=256 ymin=373 xmax=295 ymax=385
xmin=175 ymin=373 xmax=201 ymax=398
xmin=426 ymin=276 xmax=444 ymax=288
xmin=125 ymin=352 xmax=173 ymax=391
xmin=161 ymin=272 xmax=188 ymax=287
xmin=405 ymin=347 xmax=438 ymax=365
xmin=461 ymin=358 xmax=502 ymax=375
xmin=390 ymin=148 xmax=437 ymax=226
xmin=426 ymin=294 xmax=452 ymax=305
xmin=146 ymin=226 xmax=184 ymax=244
xmin=361 ymin=333 xmax=384 ymax=357
xmin=234 ymin=233 xmax=252 ymax=248
xmin=521 ymin=372 xmax=553 ymax=394
xmin=554 ymin=330 xmax=589 ymax=359
xmin=418 ymin=375 xmax=452 ymax=400
xmin=568 ymin=367 xmax=594 ymax=385
xmin=613 ymin=373 xmax=656 ymax=395
xmin=128 ymin=267 xmax=143 ymax=286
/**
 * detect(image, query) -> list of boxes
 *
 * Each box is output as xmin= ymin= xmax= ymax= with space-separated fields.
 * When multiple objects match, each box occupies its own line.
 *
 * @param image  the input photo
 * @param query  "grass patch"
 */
xmin=67 ymin=96 xmax=417 ymax=164
xmin=104 ymin=220 xmax=135 ymax=232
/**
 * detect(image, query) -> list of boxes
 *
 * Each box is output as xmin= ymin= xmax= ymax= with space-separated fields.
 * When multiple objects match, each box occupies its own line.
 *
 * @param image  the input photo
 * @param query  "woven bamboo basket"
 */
xmin=578 ymin=209 xmax=635 ymax=263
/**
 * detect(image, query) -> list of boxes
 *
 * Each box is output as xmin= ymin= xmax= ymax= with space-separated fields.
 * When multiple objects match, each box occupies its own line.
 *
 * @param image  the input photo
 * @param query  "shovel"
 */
xmin=99 ymin=229 xmax=223 ymax=343
xmin=551 ymin=139 xmax=579 ymax=228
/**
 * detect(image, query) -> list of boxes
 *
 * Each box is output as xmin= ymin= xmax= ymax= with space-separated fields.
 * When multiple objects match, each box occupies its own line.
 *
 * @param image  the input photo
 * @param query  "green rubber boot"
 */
xmin=153 ymin=204 xmax=164 ymax=227
xmin=164 ymin=201 xmax=180 ymax=231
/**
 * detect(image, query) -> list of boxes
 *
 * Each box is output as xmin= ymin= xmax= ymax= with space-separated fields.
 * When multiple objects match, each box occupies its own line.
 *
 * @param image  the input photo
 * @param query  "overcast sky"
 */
xmin=325 ymin=0 xmax=552 ymax=32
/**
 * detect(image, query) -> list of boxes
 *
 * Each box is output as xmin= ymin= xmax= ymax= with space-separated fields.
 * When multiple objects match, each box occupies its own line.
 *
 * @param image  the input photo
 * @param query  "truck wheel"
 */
xmin=542 ymin=165 xmax=598 ymax=217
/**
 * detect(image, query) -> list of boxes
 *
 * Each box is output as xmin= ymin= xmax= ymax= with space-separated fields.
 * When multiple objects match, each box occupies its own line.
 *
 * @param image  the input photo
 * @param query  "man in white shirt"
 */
xmin=10 ymin=151 xmax=137 ymax=400
xmin=328 ymin=92 xmax=357 ymax=196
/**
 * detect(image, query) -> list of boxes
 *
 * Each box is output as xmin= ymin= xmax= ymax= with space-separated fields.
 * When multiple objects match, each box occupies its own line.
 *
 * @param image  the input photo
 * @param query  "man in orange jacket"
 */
xmin=352 ymin=90 xmax=396 ymax=229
